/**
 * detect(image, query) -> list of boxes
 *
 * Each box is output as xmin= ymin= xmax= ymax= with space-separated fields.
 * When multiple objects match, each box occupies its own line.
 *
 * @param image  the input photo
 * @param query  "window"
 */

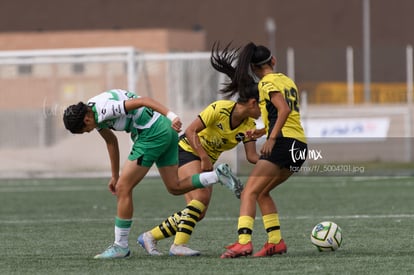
xmin=18 ymin=64 xmax=32 ymax=76
xmin=72 ymin=63 xmax=85 ymax=74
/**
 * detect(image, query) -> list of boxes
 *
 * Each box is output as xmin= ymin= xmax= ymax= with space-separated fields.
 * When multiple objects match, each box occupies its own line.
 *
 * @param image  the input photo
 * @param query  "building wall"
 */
xmin=1 ymin=0 xmax=413 ymax=48
xmin=0 ymin=28 xmax=206 ymax=112
xmin=1 ymin=0 xmax=413 ymax=84
xmin=0 ymin=29 xmax=205 ymax=52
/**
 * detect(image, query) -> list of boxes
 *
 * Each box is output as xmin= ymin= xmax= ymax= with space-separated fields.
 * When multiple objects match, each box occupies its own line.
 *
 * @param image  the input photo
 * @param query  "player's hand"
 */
xmin=171 ymin=117 xmax=182 ymax=133
xmin=260 ymin=138 xmax=276 ymax=157
xmin=108 ymin=176 xmax=118 ymax=195
xmin=246 ymin=128 xmax=266 ymax=139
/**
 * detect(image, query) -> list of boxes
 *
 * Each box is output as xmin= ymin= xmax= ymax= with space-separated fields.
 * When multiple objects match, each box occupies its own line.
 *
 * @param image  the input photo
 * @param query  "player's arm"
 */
xmin=184 ymin=117 xmax=213 ymax=171
xmin=124 ymin=97 xmax=182 ymax=132
xmin=98 ymin=128 xmax=120 ymax=194
xmin=243 ymin=141 xmax=259 ymax=164
xmin=261 ymin=91 xmax=290 ymax=156
xmin=269 ymin=92 xmax=290 ymax=139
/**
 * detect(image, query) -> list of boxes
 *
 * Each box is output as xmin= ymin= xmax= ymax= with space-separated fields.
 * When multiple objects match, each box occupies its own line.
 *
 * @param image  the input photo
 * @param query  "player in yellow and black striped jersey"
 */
xmin=179 ymin=100 xmax=257 ymax=163
xmin=258 ymin=73 xmax=306 ymax=144
xmin=138 ymin=95 xmax=263 ymax=256
xmin=137 ymin=42 xmax=265 ymax=256
xmin=215 ymin=42 xmax=308 ymax=258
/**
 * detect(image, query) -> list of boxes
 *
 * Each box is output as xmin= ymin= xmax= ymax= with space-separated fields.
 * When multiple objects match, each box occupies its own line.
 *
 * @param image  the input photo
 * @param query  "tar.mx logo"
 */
xmin=289 ymin=140 xmax=323 ymax=163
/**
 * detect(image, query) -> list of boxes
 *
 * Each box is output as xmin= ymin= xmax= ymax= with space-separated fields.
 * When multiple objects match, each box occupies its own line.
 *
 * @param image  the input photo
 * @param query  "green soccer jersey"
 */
xmin=258 ymin=73 xmax=307 ymax=144
xmin=87 ymin=89 xmax=161 ymax=138
xmin=179 ymin=100 xmax=256 ymax=162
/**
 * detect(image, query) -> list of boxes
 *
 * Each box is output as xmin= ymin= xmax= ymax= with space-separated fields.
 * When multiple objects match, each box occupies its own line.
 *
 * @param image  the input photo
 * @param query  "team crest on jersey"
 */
xmin=235 ymin=132 xmax=245 ymax=142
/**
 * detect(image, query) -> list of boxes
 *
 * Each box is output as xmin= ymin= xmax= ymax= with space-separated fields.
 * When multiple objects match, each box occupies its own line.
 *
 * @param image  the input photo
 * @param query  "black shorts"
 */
xmin=260 ymin=137 xmax=307 ymax=171
xmin=178 ymin=146 xmax=201 ymax=167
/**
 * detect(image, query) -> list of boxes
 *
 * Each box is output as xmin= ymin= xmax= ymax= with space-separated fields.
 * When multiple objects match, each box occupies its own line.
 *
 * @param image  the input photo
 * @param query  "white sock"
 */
xmin=198 ymin=171 xmax=219 ymax=187
xmin=114 ymin=225 xmax=131 ymax=248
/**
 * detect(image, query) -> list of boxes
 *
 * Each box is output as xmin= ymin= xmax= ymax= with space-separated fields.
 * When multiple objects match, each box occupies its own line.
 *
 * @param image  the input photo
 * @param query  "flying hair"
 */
xmin=210 ymin=41 xmax=239 ymax=80
xmin=233 ymin=42 xmax=258 ymax=97
xmin=210 ymin=41 xmax=261 ymax=101
xmin=210 ymin=41 xmax=240 ymax=98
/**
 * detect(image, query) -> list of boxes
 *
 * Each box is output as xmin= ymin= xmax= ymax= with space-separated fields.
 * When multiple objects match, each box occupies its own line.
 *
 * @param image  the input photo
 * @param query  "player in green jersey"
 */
xmin=137 ymin=43 xmax=265 ymax=256
xmin=217 ymin=42 xmax=308 ymax=258
xmin=62 ymin=89 xmax=243 ymax=259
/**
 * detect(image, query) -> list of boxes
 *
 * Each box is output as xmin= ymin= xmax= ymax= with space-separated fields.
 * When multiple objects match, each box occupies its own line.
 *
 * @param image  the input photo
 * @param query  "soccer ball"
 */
xmin=310 ymin=221 xmax=342 ymax=251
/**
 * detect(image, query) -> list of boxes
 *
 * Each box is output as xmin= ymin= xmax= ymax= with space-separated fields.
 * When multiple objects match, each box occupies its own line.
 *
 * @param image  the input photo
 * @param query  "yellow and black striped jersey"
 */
xmin=258 ymin=73 xmax=306 ymax=143
xmin=179 ymin=100 xmax=256 ymax=163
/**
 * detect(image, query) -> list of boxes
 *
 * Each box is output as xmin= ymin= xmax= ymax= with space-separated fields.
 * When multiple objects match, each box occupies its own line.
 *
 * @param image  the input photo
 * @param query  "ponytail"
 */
xmin=210 ymin=41 xmax=240 ymax=98
xmin=210 ymin=41 xmax=262 ymax=102
xmin=234 ymin=42 xmax=258 ymax=98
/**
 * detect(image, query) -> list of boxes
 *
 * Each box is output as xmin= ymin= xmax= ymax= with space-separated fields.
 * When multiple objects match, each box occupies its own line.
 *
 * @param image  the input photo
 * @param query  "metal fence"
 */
xmin=0 ymin=46 xmax=412 ymax=178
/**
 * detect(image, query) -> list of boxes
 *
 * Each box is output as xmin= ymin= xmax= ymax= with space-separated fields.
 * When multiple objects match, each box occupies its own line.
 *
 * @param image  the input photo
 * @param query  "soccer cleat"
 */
xmin=93 ymin=244 xmax=130 ymax=259
xmin=253 ymin=239 xmax=287 ymax=257
xmin=220 ymin=241 xmax=253 ymax=258
xmin=215 ymin=163 xmax=244 ymax=199
xmin=137 ymin=232 xmax=163 ymax=256
xmin=169 ymin=244 xmax=201 ymax=256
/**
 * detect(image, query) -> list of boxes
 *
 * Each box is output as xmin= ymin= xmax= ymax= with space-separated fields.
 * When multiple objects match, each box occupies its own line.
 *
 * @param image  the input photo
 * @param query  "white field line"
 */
xmin=1 ymin=175 xmax=414 ymax=192
xmin=0 ymin=186 xmax=105 ymax=192
xmin=1 ymin=214 xmax=414 ymax=225
xmin=1 ymin=182 xmax=414 ymax=193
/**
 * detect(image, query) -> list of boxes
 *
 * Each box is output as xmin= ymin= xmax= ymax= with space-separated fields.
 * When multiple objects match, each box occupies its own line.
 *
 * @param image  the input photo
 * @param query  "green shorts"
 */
xmin=128 ymin=116 xmax=179 ymax=168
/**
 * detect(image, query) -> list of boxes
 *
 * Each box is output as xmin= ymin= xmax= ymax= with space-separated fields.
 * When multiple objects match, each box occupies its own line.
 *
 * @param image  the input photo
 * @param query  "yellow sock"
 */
xmin=174 ymin=200 xmax=205 ymax=245
xmin=150 ymin=211 xmax=181 ymax=240
xmin=262 ymin=213 xmax=282 ymax=244
xmin=237 ymin=216 xmax=254 ymax=244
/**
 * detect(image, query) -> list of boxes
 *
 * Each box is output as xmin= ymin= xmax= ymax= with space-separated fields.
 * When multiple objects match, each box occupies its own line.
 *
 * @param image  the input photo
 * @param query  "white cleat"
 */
xmin=215 ymin=163 xmax=244 ymax=199
xmin=169 ymin=244 xmax=201 ymax=256
xmin=93 ymin=244 xmax=130 ymax=259
xmin=137 ymin=232 xmax=163 ymax=256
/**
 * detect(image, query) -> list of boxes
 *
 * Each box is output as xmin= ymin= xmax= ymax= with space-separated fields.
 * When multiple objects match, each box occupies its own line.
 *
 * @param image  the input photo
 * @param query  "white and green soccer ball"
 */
xmin=310 ymin=221 xmax=342 ymax=251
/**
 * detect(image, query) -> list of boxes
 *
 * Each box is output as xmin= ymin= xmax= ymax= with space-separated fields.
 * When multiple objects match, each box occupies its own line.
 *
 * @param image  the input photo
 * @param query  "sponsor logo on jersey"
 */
xmin=235 ymin=132 xmax=245 ymax=142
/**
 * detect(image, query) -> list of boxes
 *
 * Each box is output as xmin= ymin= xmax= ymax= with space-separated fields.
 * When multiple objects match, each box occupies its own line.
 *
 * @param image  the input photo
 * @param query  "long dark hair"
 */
xmin=233 ymin=42 xmax=272 ymax=93
xmin=210 ymin=41 xmax=259 ymax=102
xmin=210 ymin=41 xmax=239 ymax=98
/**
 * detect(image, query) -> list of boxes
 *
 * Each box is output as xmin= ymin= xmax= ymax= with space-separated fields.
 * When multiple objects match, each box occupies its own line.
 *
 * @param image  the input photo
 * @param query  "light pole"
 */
xmin=362 ymin=0 xmax=371 ymax=103
xmin=265 ymin=17 xmax=277 ymax=57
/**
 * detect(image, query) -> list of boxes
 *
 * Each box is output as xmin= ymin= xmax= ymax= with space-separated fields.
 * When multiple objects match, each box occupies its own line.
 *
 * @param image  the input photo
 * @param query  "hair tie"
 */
xmin=252 ymin=54 xmax=272 ymax=66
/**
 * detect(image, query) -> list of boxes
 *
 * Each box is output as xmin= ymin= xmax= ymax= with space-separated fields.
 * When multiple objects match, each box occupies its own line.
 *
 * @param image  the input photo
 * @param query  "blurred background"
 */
xmin=0 ymin=0 xmax=413 ymax=177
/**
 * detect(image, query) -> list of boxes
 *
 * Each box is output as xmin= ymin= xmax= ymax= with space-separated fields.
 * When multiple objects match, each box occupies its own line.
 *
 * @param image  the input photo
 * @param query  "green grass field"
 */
xmin=1 ymin=176 xmax=413 ymax=274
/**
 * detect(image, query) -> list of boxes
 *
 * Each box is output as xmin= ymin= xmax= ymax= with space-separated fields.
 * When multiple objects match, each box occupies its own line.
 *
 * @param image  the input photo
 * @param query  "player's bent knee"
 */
xmin=165 ymin=185 xmax=184 ymax=196
xmin=115 ymin=184 xmax=134 ymax=197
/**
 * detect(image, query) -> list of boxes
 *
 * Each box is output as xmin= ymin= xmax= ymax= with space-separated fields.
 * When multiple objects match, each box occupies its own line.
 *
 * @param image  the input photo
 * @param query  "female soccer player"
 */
xmin=62 ymin=89 xmax=242 ymax=259
xmin=217 ymin=42 xmax=308 ymax=258
xmin=138 ymin=43 xmax=265 ymax=256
